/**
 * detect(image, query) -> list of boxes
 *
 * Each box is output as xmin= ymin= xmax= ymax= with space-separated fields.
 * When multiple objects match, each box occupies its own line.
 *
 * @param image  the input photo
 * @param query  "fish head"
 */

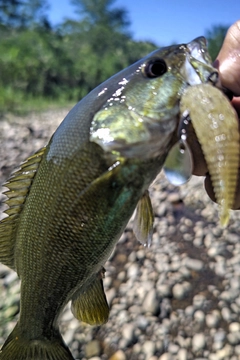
xmin=90 ymin=37 xmax=217 ymax=159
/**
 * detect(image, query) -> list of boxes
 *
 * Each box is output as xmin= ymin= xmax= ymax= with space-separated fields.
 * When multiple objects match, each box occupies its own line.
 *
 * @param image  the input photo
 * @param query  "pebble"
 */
xmin=142 ymin=341 xmax=155 ymax=358
xmin=121 ymin=323 xmax=135 ymax=346
xmin=177 ymin=348 xmax=188 ymax=360
xmin=84 ymin=340 xmax=101 ymax=359
xmin=136 ymin=315 xmax=149 ymax=330
xmin=229 ymin=322 xmax=240 ymax=332
xmin=109 ymin=350 xmax=126 ymax=360
xmin=215 ymin=344 xmax=233 ymax=359
xmin=158 ymin=284 xmax=172 ymax=297
xmin=212 ymin=330 xmax=226 ymax=351
xmin=172 ymin=282 xmax=191 ymax=300
xmin=194 ymin=310 xmax=205 ymax=323
xmin=183 ymin=257 xmax=204 ymax=271
xmin=221 ymin=307 xmax=232 ymax=322
xmin=193 ymin=294 xmax=206 ymax=309
xmin=168 ymin=342 xmax=179 ymax=354
xmin=227 ymin=331 xmax=240 ymax=345
xmin=185 ymin=305 xmax=194 ymax=317
xmin=127 ymin=263 xmax=139 ymax=279
xmin=142 ymin=288 xmax=159 ymax=315
xmin=205 ymin=310 xmax=221 ymax=328
xmin=235 ymin=344 xmax=240 ymax=355
xmin=192 ymin=333 xmax=206 ymax=352
xmin=159 ymin=353 xmax=171 ymax=360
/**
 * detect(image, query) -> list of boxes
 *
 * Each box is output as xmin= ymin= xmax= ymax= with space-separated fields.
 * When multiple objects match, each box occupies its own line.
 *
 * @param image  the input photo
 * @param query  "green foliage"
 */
xmin=0 ymin=0 xmax=228 ymax=114
xmin=0 ymin=0 xmax=158 ymax=114
xmin=205 ymin=25 xmax=228 ymax=61
xmin=70 ymin=0 xmax=130 ymax=32
xmin=0 ymin=0 xmax=49 ymax=29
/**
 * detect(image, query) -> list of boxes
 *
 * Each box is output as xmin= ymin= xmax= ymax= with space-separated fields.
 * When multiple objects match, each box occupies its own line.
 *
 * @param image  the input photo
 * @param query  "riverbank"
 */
xmin=1 ymin=109 xmax=240 ymax=360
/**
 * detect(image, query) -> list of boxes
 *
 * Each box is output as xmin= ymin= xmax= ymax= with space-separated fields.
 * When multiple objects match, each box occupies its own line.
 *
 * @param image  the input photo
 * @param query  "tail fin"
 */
xmin=0 ymin=322 xmax=74 ymax=360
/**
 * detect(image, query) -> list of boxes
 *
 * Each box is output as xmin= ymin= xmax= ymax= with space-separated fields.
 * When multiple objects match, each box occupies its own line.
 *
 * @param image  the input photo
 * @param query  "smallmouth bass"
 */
xmin=0 ymin=37 xmax=238 ymax=360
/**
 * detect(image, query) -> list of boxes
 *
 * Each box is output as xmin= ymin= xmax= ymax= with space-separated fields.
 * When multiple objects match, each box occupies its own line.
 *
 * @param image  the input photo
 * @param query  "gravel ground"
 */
xmin=1 ymin=108 xmax=240 ymax=360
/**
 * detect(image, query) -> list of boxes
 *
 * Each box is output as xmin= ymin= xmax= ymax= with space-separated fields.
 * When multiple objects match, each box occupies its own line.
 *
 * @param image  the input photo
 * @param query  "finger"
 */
xmin=213 ymin=20 xmax=240 ymax=96
xmin=231 ymin=97 xmax=240 ymax=117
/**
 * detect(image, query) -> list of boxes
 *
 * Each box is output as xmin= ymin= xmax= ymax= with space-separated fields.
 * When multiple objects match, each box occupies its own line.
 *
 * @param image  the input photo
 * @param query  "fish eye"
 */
xmin=144 ymin=59 xmax=167 ymax=78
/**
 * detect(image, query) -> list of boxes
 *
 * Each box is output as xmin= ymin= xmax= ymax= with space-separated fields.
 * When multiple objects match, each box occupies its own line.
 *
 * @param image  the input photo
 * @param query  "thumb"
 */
xmin=213 ymin=20 xmax=240 ymax=96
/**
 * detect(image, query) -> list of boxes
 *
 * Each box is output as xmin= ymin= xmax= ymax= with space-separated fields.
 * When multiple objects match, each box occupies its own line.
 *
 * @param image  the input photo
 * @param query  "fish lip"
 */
xmin=186 ymin=37 xmax=209 ymax=65
xmin=180 ymin=36 xmax=217 ymax=86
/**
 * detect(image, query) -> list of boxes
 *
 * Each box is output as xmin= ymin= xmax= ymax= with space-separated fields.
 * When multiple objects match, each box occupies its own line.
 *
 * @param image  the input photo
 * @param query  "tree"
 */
xmin=20 ymin=0 xmax=50 ymax=29
xmin=70 ymin=0 xmax=130 ymax=34
xmin=205 ymin=25 xmax=228 ymax=61
xmin=0 ymin=0 xmax=23 ymax=28
xmin=0 ymin=0 xmax=50 ymax=29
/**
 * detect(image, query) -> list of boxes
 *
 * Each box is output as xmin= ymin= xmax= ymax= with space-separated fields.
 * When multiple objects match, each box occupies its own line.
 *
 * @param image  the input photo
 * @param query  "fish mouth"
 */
xmin=180 ymin=37 xmax=219 ymax=86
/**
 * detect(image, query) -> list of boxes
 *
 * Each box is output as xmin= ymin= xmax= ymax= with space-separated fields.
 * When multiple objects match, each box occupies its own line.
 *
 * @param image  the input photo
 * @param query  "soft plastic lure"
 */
xmin=180 ymin=83 xmax=239 ymax=227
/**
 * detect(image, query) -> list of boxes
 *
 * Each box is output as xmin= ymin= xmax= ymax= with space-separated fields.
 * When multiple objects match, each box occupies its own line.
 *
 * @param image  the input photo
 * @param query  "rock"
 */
xmin=157 ymin=202 xmax=167 ymax=217
xmin=230 ymin=276 xmax=240 ymax=289
xmin=136 ymin=316 xmax=149 ymax=331
xmin=185 ymin=305 xmax=194 ymax=317
xmin=85 ymin=340 xmax=101 ymax=359
xmin=235 ymin=344 xmax=240 ymax=355
xmin=160 ymin=298 xmax=172 ymax=318
xmin=142 ymin=341 xmax=155 ymax=358
xmin=159 ymin=353 xmax=171 ymax=360
xmin=221 ymin=307 xmax=232 ymax=322
xmin=158 ymin=284 xmax=172 ymax=297
xmin=229 ymin=322 xmax=240 ymax=332
xmin=215 ymin=344 xmax=233 ymax=359
xmin=121 ymin=323 xmax=135 ymax=346
xmin=168 ymin=192 xmax=181 ymax=203
xmin=172 ymin=282 xmax=191 ymax=300
xmin=192 ymin=333 xmax=205 ymax=352
xmin=106 ymin=287 xmax=116 ymax=306
xmin=127 ymin=263 xmax=139 ymax=279
xmin=177 ymin=348 xmax=188 ymax=360
xmin=227 ymin=331 xmax=240 ymax=345
xmin=220 ymin=290 xmax=238 ymax=302
xmin=193 ymin=294 xmax=206 ymax=309
xmin=183 ymin=257 xmax=203 ymax=271
xmin=194 ymin=310 xmax=205 ymax=323
xmin=168 ymin=342 xmax=179 ymax=354
xmin=212 ymin=330 xmax=226 ymax=351
xmin=109 ymin=350 xmax=126 ymax=360
xmin=142 ymin=288 xmax=160 ymax=315
xmin=205 ymin=310 xmax=221 ymax=328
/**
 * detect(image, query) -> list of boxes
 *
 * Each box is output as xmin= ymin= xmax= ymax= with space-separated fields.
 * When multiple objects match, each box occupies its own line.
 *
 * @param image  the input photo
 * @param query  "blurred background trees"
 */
xmin=0 ymin=0 xmax=228 ymax=113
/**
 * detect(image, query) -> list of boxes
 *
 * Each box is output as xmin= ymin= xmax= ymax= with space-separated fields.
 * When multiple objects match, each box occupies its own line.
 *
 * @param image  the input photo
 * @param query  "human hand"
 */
xmin=191 ymin=21 xmax=240 ymax=209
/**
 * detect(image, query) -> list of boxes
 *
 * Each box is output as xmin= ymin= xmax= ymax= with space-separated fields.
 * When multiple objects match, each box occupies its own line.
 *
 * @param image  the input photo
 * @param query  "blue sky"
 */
xmin=48 ymin=0 xmax=240 ymax=46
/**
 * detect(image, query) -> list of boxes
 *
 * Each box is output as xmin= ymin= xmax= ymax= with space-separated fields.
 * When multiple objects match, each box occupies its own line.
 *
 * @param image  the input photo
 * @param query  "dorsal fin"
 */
xmin=0 ymin=147 xmax=46 ymax=270
xmin=71 ymin=269 xmax=109 ymax=326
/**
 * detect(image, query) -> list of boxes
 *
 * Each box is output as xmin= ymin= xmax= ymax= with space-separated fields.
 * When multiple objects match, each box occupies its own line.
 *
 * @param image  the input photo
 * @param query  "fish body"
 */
xmin=0 ymin=38 xmax=222 ymax=359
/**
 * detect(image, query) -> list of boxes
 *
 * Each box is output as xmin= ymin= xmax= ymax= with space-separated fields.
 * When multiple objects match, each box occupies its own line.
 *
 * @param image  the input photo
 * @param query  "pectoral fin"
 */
xmin=0 ymin=147 xmax=46 ymax=270
xmin=132 ymin=190 xmax=154 ymax=247
xmin=71 ymin=269 xmax=109 ymax=326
